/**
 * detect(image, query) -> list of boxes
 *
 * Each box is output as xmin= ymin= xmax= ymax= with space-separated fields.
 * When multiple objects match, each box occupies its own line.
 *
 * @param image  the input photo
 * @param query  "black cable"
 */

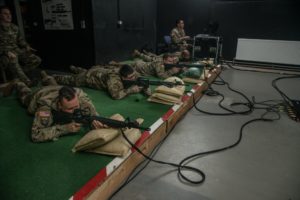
xmin=190 ymin=77 xmax=254 ymax=116
xmin=109 ymin=108 xmax=280 ymax=199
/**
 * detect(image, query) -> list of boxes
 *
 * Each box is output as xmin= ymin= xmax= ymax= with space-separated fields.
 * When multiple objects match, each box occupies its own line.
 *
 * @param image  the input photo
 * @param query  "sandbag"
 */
xmin=72 ymin=128 xmax=120 ymax=152
xmin=72 ymin=113 xmax=125 ymax=152
xmin=87 ymin=124 xmax=142 ymax=157
xmin=148 ymin=76 xmax=185 ymax=105
xmin=148 ymin=93 xmax=181 ymax=104
xmin=72 ymin=115 xmax=144 ymax=157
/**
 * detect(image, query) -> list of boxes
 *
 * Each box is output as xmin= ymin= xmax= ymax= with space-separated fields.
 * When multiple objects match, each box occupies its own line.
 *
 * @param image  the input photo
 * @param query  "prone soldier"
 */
xmin=48 ymin=64 xmax=151 ymax=99
xmin=14 ymin=77 xmax=105 ymax=142
xmin=132 ymin=49 xmax=191 ymax=63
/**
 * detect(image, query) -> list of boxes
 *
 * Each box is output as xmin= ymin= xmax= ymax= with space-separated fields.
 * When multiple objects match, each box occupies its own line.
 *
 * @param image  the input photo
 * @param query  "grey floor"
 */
xmin=111 ymin=66 xmax=300 ymax=200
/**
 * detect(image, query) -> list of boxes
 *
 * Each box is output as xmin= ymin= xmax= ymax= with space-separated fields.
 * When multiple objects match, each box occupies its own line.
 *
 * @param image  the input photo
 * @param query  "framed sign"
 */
xmin=41 ymin=0 xmax=74 ymax=30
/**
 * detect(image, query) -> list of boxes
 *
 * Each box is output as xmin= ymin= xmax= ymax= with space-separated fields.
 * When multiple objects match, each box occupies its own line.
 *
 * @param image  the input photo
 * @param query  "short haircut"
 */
xmin=119 ymin=64 xmax=134 ymax=77
xmin=58 ymin=86 xmax=76 ymax=102
xmin=0 ymin=6 xmax=10 ymax=13
xmin=176 ymin=19 xmax=183 ymax=25
xmin=163 ymin=53 xmax=172 ymax=60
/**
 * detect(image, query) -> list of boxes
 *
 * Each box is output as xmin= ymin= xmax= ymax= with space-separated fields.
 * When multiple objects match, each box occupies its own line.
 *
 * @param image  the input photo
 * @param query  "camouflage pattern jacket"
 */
xmin=170 ymin=27 xmax=187 ymax=46
xmin=132 ymin=60 xmax=176 ymax=79
xmin=28 ymin=85 xmax=98 ymax=142
xmin=0 ymin=23 xmax=27 ymax=56
xmin=85 ymin=67 xmax=139 ymax=99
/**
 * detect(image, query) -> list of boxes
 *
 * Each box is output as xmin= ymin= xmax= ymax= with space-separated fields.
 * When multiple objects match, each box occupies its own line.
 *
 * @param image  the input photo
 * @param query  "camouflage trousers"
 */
xmin=15 ymin=76 xmax=56 ymax=107
xmin=138 ymin=53 xmax=162 ymax=62
xmin=53 ymin=66 xmax=88 ymax=87
xmin=0 ymin=50 xmax=41 ymax=82
xmin=15 ymin=81 xmax=32 ymax=106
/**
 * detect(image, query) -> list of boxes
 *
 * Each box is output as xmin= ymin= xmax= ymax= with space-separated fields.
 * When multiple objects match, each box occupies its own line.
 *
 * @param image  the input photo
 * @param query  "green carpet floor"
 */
xmin=0 ymin=82 xmax=192 ymax=199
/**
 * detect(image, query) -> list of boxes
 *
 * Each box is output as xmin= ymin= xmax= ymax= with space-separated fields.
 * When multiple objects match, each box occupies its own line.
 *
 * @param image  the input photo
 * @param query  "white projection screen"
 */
xmin=235 ymin=38 xmax=300 ymax=66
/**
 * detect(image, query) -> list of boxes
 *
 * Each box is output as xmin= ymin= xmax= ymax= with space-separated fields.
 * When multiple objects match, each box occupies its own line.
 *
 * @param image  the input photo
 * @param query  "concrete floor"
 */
xmin=111 ymin=66 xmax=300 ymax=200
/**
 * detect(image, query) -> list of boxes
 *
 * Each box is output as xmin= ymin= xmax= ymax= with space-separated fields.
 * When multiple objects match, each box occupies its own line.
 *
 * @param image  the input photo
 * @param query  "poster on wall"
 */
xmin=41 ymin=0 xmax=74 ymax=30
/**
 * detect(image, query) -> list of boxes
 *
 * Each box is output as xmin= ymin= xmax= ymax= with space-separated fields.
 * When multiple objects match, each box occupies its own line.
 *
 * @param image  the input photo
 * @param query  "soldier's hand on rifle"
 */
xmin=171 ymin=67 xmax=181 ymax=74
xmin=181 ymin=67 xmax=188 ymax=72
xmin=143 ymin=87 xmax=152 ymax=96
xmin=128 ymin=85 xmax=143 ymax=94
xmin=92 ymin=120 xmax=107 ymax=129
xmin=65 ymin=122 xmax=81 ymax=133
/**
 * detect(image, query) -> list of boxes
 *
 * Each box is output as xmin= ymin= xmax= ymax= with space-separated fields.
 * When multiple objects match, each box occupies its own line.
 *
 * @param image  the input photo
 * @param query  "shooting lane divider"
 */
xmin=70 ymin=65 xmax=221 ymax=200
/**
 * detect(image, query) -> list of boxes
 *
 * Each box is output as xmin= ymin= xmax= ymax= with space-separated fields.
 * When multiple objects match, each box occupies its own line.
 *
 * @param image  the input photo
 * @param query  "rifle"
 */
xmin=123 ymin=77 xmax=186 ymax=89
xmin=52 ymin=109 xmax=150 ymax=131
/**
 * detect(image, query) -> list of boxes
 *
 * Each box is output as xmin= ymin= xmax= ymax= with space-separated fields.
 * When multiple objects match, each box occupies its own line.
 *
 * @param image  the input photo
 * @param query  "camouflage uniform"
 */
xmin=53 ymin=66 xmax=142 ymax=99
xmin=0 ymin=23 xmax=41 ymax=83
xmin=135 ymin=51 xmax=163 ymax=62
xmin=15 ymin=82 xmax=98 ymax=142
xmin=130 ymin=60 xmax=177 ymax=79
xmin=170 ymin=27 xmax=188 ymax=51
xmin=136 ymin=51 xmax=187 ymax=63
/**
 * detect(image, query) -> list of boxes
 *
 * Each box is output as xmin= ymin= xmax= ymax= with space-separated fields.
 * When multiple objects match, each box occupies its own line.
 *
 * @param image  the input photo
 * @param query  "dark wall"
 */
xmin=92 ymin=0 xmax=157 ymax=63
xmin=157 ymin=0 xmax=300 ymax=60
xmin=15 ymin=0 xmax=95 ymax=70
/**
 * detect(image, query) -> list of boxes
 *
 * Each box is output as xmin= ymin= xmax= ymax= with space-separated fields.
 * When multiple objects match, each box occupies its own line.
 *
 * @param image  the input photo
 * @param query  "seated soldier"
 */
xmin=170 ymin=19 xmax=191 ymax=51
xmin=49 ymin=64 xmax=151 ymax=100
xmin=14 ymin=77 xmax=105 ymax=142
xmin=132 ymin=49 xmax=191 ymax=63
xmin=0 ymin=6 xmax=41 ymax=86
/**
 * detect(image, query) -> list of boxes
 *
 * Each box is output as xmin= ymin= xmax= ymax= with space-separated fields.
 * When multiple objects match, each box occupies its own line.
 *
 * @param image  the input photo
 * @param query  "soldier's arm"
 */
xmin=171 ymin=29 xmax=181 ymax=44
xmin=31 ymin=107 xmax=76 ymax=142
xmin=154 ymin=62 xmax=176 ymax=79
xmin=106 ymin=76 xmax=138 ymax=99
xmin=77 ymin=90 xmax=99 ymax=116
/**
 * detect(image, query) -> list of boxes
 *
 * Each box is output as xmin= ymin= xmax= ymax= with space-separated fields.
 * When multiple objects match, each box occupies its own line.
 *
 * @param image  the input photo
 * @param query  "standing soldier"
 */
xmin=47 ymin=64 xmax=151 ymax=100
xmin=170 ymin=19 xmax=191 ymax=51
xmin=0 ymin=6 xmax=41 ymax=86
xmin=14 ymin=76 xmax=105 ymax=142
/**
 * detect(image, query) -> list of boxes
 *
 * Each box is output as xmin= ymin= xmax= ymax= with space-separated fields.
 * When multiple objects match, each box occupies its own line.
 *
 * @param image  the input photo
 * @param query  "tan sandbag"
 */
xmin=154 ymin=76 xmax=185 ymax=97
xmin=72 ymin=113 xmax=125 ymax=152
xmin=182 ymin=77 xmax=203 ymax=84
xmin=87 ymin=118 xmax=144 ymax=157
xmin=154 ymin=86 xmax=183 ymax=97
xmin=147 ymin=96 xmax=175 ymax=105
xmin=200 ymin=69 xmax=210 ymax=80
xmin=164 ymin=76 xmax=185 ymax=92
xmin=87 ymin=127 xmax=141 ymax=157
xmin=72 ymin=128 xmax=120 ymax=152
xmin=148 ymin=92 xmax=181 ymax=104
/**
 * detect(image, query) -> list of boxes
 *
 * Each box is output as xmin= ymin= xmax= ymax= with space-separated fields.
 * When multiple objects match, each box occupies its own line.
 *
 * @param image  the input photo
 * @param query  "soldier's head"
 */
xmin=120 ymin=64 xmax=137 ymax=81
xmin=58 ymin=86 xmax=80 ymax=114
xmin=181 ymin=50 xmax=191 ymax=61
xmin=0 ymin=6 xmax=12 ymax=25
xmin=176 ymin=19 xmax=184 ymax=29
xmin=163 ymin=53 xmax=175 ymax=64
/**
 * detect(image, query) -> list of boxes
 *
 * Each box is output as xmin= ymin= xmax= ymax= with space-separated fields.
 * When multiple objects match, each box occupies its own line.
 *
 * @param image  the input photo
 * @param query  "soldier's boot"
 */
xmin=132 ymin=49 xmax=141 ymax=58
xmin=40 ymin=71 xmax=58 ymax=86
xmin=0 ymin=79 xmax=18 ymax=97
xmin=15 ymin=81 xmax=32 ymax=106
xmin=108 ymin=60 xmax=122 ymax=66
xmin=69 ymin=65 xmax=86 ymax=74
xmin=52 ymin=74 xmax=76 ymax=86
